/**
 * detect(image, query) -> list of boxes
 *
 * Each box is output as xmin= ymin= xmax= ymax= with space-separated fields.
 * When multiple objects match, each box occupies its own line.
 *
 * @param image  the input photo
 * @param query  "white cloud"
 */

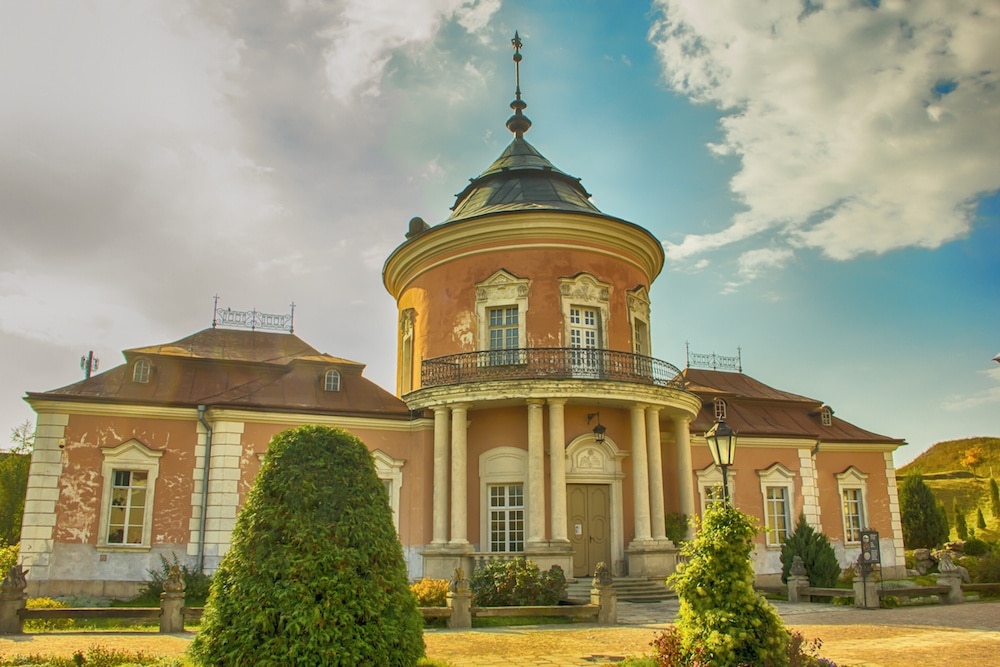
xmin=321 ymin=0 xmax=501 ymax=103
xmin=943 ymin=367 xmax=1000 ymax=411
xmin=652 ymin=0 xmax=1000 ymax=266
xmin=721 ymin=247 xmax=794 ymax=294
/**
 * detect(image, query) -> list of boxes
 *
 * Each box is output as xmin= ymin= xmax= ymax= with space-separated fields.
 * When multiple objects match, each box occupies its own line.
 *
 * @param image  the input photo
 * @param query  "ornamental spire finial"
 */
xmin=506 ymin=31 xmax=532 ymax=138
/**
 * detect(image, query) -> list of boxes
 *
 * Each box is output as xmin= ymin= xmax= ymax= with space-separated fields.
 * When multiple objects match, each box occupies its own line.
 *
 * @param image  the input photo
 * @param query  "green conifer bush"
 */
xmin=954 ymin=499 xmax=969 ymax=540
xmin=899 ymin=475 xmax=949 ymax=549
xmin=667 ymin=503 xmax=793 ymax=666
xmin=779 ymin=514 xmax=842 ymax=587
xmin=990 ymin=478 xmax=1000 ymax=519
xmin=189 ymin=426 xmax=424 ymax=667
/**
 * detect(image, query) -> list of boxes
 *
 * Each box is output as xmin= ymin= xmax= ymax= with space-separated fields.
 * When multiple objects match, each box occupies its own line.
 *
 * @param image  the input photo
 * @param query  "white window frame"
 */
xmin=821 ymin=406 xmax=832 ymax=426
xmin=758 ymin=463 xmax=796 ymax=547
xmin=714 ymin=398 xmax=727 ymax=421
xmin=558 ymin=273 xmax=610 ymax=350
xmin=97 ymin=440 xmax=163 ymax=550
xmin=488 ymin=483 xmax=525 ymax=553
xmin=372 ymin=450 xmax=404 ymax=533
xmin=324 ymin=369 xmax=341 ymax=392
xmin=399 ymin=308 xmax=415 ymax=394
xmin=132 ymin=359 xmax=151 ymax=384
xmin=626 ymin=286 xmax=651 ymax=356
xmin=475 ymin=270 xmax=529 ymax=353
xmin=479 ymin=446 xmax=527 ymax=552
xmin=696 ymin=464 xmax=735 ymax=515
xmin=837 ymin=466 xmax=869 ymax=544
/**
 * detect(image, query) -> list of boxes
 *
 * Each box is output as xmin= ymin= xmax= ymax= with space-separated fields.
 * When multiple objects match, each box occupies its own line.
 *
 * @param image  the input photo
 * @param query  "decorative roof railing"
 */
xmin=421 ymin=348 xmax=685 ymax=390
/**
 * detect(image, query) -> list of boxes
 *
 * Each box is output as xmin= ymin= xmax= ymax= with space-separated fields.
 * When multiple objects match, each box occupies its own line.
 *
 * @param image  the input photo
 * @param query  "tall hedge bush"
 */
xmin=779 ymin=514 xmax=841 ymax=587
xmin=189 ymin=426 xmax=423 ymax=667
xmin=668 ymin=503 xmax=791 ymax=666
xmin=899 ymin=474 xmax=949 ymax=549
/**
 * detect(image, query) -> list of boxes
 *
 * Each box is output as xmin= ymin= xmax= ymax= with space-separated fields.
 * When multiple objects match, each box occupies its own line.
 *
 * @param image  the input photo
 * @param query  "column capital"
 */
xmin=526 ymin=398 xmax=546 ymax=407
xmin=546 ymin=397 xmax=568 ymax=407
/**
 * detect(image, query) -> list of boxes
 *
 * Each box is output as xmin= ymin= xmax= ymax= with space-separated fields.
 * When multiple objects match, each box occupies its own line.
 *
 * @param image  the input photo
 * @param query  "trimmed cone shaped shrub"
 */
xmin=668 ymin=503 xmax=792 ymax=666
xmin=189 ymin=425 xmax=424 ymax=667
xmin=780 ymin=514 xmax=842 ymax=587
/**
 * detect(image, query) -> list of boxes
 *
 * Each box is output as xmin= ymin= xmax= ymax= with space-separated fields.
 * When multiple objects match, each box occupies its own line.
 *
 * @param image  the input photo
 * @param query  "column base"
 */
xmin=421 ymin=543 xmax=474 ymax=580
xmin=524 ymin=540 xmax=574 ymax=575
xmin=625 ymin=539 xmax=680 ymax=578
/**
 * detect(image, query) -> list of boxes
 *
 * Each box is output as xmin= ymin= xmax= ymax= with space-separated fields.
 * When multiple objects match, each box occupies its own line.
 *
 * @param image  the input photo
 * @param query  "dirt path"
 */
xmin=2 ymin=601 xmax=998 ymax=666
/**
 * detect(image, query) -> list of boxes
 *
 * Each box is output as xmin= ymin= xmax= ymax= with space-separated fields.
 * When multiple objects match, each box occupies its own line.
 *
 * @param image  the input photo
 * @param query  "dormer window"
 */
xmin=821 ymin=406 xmax=832 ymax=426
xmin=714 ymin=398 xmax=727 ymax=421
xmin=324 ymin=369 xmax=341 ymax=392
xmin=132 ymin=359 xmax=151 ymax=384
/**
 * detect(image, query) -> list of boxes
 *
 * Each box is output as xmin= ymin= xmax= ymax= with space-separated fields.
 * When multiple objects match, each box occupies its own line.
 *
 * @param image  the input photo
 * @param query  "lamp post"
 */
xmin=587 ymin=412 xmax=607 ymax=444
xmin=704 ymin=420 xmax=737 ymax=503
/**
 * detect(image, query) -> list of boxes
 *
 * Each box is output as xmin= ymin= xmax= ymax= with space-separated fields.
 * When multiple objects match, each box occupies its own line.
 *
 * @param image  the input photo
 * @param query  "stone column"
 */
xmin=630 ymin=405 xmax=651 ymax=542
xmin=548 ymin=399 xmax=569 ymax=543
xmin=431 ymin=407 xmax=450 ymax=545
xmin=645 ymin=406 xmax=666 ymax=541
xmin=674 ymin=417 xmax=695 ymax=536
xmin=526 ymin=399 xmax=547 ymax=546
xmin=449 ymin=404 xmax=470 ymax=547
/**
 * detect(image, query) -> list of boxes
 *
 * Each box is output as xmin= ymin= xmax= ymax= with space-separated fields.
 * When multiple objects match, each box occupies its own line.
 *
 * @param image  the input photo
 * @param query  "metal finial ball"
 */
xmin=513 ymin=53 xmax=522 ymax=63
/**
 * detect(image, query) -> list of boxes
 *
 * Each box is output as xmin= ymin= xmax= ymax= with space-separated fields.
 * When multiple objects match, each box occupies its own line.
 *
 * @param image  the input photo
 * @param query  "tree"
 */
xmin=899 ymin=475 xmax=949 ymax=549
xmin=189 ymin=426 xmax=424 ymax=667
xmin=668 ymin=503 xmax=792 ymax=666
xmin=977 ymin=507 xmax=987 ymax=530
xmin=780 ymin=514 xmax=842 ymax=587
xmin=960 ymin=446 xmax=985 ymax=475
xmin=0 ymin=420 xmax=34 ymax=546
xmin=990 ymin=478 xmax=1000 ymax=520
xmin=953 ymin=499 xmax=969 ymax=540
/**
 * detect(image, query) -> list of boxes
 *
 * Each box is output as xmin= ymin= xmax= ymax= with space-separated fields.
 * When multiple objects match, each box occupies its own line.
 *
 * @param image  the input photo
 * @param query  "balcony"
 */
xmin=420 ymin=348 xmax=685 ymax=390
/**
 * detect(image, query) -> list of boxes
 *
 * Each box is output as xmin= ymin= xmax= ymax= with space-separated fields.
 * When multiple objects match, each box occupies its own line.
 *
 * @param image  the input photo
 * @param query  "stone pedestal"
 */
xmin=936 ymin=553 xmax=964 ymax=604
xmin=446 ymin=568 xmax=472 ymax=630
xmin=159 ymin=565 xmax=186 ymax=633
xmin=422 ymin=544 xmax=473 ymax=581
xmin=786 ymin=555 xmax=810 ymax=603
xmin=590 ymin=563 xmax=616 ymax=625
xmin=0 ymin=566 xmax=28 ymax=635
xmin=523 ymin=542 xmax=574 ymax=576
xmin=852 ymin=574 xmax=879 ymax=609
xmin=625 ymin=539 xmax=678 ymax=578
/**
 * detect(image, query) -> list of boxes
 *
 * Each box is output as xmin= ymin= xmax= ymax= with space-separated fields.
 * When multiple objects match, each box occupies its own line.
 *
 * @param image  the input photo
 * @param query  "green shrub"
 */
xmin=900 ymin=475 xmax=949 ymax=549
xmin=664 ymin=512 xmax=689 ymax=545
xmin=189 ymin=425 xmax=424 ymax=667
xmin=967 ymin=551 xmax=1000 ymax=583
xmin=411 ymin=578 xmax=449 ymax=607
xmin=954 ymin=499 xmax=969 ymax=540
xmin=131 ymin=553 xmax=212 ymax=606
xmin=648 ymin=625 xmax=836 ymax=666
xmin=0 ymin=646 xmax=183 ymax=666
xmin=668 ymin=503 xmax=795 ymax=666
xmin=469 ymin=557 xmax=566 ymax=606
xmin=964 ymin=538 xmax=991 ymax=556
xmin=0 ymin=542 xmax=17 ymax=574
xmin=780 ymin=514 xmax=841 ymax=587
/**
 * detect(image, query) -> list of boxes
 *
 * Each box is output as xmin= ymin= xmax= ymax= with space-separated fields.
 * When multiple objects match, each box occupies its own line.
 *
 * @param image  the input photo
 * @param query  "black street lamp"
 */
xmin=587 ymin=412 xmax=607 ymax=444
xmin=705 ymin=419 xmax=737 ymax=503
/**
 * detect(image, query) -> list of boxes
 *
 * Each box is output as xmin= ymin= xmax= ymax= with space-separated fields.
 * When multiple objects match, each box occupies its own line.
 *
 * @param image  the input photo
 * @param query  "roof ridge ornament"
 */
xmin=505 ymin=31 xmax=532 ymax=138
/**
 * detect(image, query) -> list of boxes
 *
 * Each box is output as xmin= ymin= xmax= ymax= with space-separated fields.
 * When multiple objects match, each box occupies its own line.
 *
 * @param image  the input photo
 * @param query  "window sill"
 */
xmin=96 ymin=544 xmax=152 ymax=553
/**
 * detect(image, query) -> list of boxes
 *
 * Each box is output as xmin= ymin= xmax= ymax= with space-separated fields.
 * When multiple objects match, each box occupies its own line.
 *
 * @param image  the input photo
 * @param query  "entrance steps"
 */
xmin=564 ymin=577 xmax=676 ymax=603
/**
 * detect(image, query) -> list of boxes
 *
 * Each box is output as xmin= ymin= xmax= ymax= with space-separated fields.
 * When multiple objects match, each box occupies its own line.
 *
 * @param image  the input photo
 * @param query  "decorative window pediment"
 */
xmin=475 ymin=270 xmax=530 ymax=352
xmin=97 ymin=439 xmax=163 ymax=549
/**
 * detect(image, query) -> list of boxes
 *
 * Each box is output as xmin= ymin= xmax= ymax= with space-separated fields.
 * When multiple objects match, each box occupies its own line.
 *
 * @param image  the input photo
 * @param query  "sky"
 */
xmin=0 ymin=0 xmax=997 ymax=466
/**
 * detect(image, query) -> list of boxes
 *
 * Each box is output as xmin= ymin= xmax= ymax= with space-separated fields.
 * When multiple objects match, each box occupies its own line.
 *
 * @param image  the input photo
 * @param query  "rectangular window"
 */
xmin=107 ymin=470 xmax=148 ymax=545
xmin=489 ymin=484 xmax=524 ymax=552
xmin=764 ymin=486 xmax=790 ymax=545
xmin=842 ymin=488 xmax=864 ymax=543
xmin=703 ymin=485 xmax=725 ymax=512
xmin=488 ymin=307 xmax=519 ymax=365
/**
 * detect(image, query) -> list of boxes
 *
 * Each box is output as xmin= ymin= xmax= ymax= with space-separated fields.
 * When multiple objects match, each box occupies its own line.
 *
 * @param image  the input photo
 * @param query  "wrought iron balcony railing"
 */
xmin=420 ymin=348 xmax=685 ymax=390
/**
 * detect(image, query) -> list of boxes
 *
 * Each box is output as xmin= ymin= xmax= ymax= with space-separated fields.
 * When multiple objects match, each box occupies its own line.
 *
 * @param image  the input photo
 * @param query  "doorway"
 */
xmin=567 ymin=483 xmax=611 ymax=578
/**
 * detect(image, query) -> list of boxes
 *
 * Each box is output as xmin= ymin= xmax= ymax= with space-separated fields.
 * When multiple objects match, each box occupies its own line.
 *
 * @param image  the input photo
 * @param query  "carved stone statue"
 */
xmin=163 ymin=565 xmax=186 ymax=594
xmin=0 ymin=565 xmax=27 ymax=596
xmin=592 ymin=561 xmax=612 ymax=587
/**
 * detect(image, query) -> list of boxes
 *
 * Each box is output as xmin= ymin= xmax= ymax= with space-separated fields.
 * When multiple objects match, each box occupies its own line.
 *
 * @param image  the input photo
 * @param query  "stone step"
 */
xmin=564 ymin=577 xmax=675 ymax=603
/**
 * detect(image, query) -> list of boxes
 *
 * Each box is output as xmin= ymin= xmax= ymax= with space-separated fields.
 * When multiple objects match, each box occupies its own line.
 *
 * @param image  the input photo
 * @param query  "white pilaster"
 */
xmin=449 ymin=404 xmax=470 ymax=546
xmin=432 ymin=407 xmax=450 ymax=544
xmin=674 ymin=417 xmax=695 ymax=529
xmin=630 ymin=405 xmax=652 ymax=542
xmin=645 ymin=407 xmax=667 ymax=541
xmin=526 ymin=399 xmax=546 ymax=545
xmin=200 ymin=419 xmax=245 ymax=573
xmin=18 ymin=413 xmax=68 ymax=577
xmin=798 ymin=447 xmax=821 ymax=530
xmin=884 ymin=451 xmax=906 ymax=575
xmin=548 ymin=399 xmax=568 ymax=543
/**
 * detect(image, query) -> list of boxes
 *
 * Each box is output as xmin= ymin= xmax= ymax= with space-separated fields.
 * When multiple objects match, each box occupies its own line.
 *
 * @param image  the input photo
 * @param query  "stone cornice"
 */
xmin=383 ymin=211 xmax=665 ymax=298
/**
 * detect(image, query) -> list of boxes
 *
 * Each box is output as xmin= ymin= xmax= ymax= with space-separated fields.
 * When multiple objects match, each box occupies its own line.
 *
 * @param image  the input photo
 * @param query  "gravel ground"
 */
xmin=2 ymin=600 xmax=998 ymax=666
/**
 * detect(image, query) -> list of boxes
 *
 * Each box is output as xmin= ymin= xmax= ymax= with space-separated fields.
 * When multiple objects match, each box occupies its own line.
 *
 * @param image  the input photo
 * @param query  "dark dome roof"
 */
xmin=447 ymin=137 xmax=601 ymax=222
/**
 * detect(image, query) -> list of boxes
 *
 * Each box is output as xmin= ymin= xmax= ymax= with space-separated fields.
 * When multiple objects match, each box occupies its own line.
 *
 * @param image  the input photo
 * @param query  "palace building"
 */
xmin=19 ymin=37 xmax=906 ymax=597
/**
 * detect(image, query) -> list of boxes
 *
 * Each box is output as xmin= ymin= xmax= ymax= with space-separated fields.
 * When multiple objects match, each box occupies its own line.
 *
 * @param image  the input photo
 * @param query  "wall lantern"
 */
xmin=587 ymin=412 xmax=606 ymax=444
xmin=704 ymin=419 xmax=737 ymax=503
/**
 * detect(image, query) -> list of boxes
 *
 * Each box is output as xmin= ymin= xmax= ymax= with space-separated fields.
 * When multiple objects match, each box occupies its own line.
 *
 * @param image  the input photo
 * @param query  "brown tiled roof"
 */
xmin=28 ymin=328 xmax=411 ymax=418
xmin=683 ymin=368 xmax=902 ymax=445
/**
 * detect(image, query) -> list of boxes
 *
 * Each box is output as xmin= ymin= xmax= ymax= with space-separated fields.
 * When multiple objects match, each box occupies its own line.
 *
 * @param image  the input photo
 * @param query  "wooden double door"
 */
xmin=567 ymin=483 xmax=611 ymax=578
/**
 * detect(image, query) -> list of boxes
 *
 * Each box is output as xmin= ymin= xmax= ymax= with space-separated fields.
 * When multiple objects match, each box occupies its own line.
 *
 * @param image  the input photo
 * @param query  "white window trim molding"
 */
xmin=324 ymin=369 xmax=341 ymax=392
xmin=626 ymin=285 xmax=651 ymax=355
xmin=836 ymin=466 xmax=869 ymax=545
xmin=758 ymin=463 xmax=796 ymax=548
xmin=696 ymin=464 xmax=736 ymax=515
xmin=97 ymin=439 xmax=164 ymax=550
xmin=132 ymin=359 xmax=151 ymax=384
xmin=558 ymin=273 xmax=611 ymax=348
xmin=476 ymin=270 xmax=530 ymax=351
xmin=479 ymin=446 xmax=528 ymax=551
xmin=372 ymin=449 xmax=404 ymax=532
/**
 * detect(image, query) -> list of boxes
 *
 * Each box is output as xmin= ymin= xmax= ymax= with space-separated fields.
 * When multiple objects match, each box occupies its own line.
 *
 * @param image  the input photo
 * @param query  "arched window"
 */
xmin=132 ymin=359 xmax=151 ymax=384
xmin=324 ymin=369 xmax=341 ymax=392
xmin=821 ymin=406 xmax=833 ymax=426
xmin=714 ymin=398 xmax=727 ymax=421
